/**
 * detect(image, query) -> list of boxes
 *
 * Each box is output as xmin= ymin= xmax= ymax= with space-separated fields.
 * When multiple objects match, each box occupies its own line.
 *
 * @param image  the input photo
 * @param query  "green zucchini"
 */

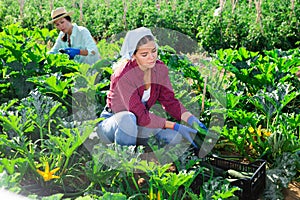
xmin=227 ymin=169 xmax=252 ymax=179
xmin=226 ymin=178 xmax=238 ymax=182
xmin=192 ymin=122 xmax=208 ymax=137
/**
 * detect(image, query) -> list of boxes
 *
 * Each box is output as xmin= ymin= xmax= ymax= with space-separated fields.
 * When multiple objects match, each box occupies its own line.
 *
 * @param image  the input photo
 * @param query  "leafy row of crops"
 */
xmin=1 ymin=0 xmax=300 ymax=52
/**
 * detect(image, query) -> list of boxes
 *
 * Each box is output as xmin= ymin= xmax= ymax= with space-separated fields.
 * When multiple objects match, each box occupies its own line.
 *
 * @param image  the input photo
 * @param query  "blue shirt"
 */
xmin=49 ymin=23 xmax=101 ymax=65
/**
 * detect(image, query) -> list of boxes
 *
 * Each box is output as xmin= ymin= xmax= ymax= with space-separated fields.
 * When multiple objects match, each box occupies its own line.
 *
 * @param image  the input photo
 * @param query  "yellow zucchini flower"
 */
xmin=249 ymin=125 xmax=271 ymax=137
xmin=248 ymin=126 xmax=255 ymax=133
xmin=257 ymin=125 xmax=262 ymax=137
xmin=37 ymin=162 xmax=60 ymax=181
xmin=262 ymin=129 xmax=272 ymax=137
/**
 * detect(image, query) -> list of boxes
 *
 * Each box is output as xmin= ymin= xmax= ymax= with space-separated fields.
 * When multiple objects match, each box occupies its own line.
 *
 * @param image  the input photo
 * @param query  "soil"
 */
xmin=283 ymin=181 xmax=300 ymax=200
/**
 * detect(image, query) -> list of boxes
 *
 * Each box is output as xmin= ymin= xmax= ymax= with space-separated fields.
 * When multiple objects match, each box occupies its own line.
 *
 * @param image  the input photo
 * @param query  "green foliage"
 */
xmin=0 ymin=23 xmax=77 ymax=105
xmin=27 ymin=75 xmax=74 ymax=110
xmin=200 ymin=177 xmax=239 ymax=200
xmin=158 ymin=46 xmax=207 ymax=119
xmin=0 ymin=171 xmax=22 ymax=194
xmin=197 ymin=0 xmax=300 ymax=52
xmin=97 ymin=39 xmax=122 ymax=60
xmin=264 ymin=152 xmax=300 ymax=200
xmin=210 ymin=47 xmax=300 ymax=191
xmin=99 ymin=192 xmax=127 ymax=200
xmin=85 ymin=144 xmax=145 ymax=198
xmin=212 ymin=47 xmax=300 ymax=112
xmin=1 ymin=0 xmax=299 ymax=52
xmin=0 ymin=13 xmax=299 ymax=199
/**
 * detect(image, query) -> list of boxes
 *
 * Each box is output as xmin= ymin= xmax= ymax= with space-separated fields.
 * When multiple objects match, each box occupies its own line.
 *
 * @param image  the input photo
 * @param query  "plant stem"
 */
xmin=37 ymin=124 xmax=44 ymax=149
xmin=130 ymin=173 xmax=140 ymax=193
xmin=60 ymin=156 xmax=70 ymax=177
xmin=201 ymin=76 xmax=207 ymax=112
xmin=149 ymin=181 xmax=153 ymax=200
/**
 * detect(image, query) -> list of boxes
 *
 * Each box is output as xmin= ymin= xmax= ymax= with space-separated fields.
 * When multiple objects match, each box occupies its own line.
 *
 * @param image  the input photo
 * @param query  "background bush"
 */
xmin=0 ymin=0 xmax=299 ymax=53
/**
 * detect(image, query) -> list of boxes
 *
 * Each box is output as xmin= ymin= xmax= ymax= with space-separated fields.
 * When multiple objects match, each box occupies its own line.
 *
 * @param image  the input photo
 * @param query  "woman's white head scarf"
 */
xmin=120 ymin=27 xmax=154 ymax=60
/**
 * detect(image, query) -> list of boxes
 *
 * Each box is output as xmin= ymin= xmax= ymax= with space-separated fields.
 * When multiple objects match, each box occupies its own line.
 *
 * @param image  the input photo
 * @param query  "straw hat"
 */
xmin=49 ymin=7 xmax=74 ymax=24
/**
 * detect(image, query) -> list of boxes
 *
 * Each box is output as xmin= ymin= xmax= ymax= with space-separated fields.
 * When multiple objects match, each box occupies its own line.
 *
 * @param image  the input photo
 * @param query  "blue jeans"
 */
xmin=97 ymin=110 xmax=182 ymax=146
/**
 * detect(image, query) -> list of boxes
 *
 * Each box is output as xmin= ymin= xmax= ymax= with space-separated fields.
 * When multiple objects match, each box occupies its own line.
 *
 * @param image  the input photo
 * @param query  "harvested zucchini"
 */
xmin=226 ymin=178 xmax=238 ymax=182
xmin=227 ymin=169 xmax=252 ymax=179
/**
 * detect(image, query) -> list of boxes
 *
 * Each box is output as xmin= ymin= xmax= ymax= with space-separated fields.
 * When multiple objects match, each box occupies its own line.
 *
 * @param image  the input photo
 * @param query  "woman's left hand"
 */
xmin=65 ymin=47 xmax=80 ymax=59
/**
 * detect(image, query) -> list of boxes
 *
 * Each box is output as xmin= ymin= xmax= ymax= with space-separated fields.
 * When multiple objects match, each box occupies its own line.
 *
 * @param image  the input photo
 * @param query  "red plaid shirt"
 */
xmin=106 ymin=59 xmax=187 ymax=128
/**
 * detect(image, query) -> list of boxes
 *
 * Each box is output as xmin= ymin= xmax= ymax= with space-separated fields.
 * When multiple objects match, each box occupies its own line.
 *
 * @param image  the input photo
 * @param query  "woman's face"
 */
xmin=54 ymin=18 xmax=72 ymax=34
xmin=133 ymin=41 xmax=158 ymax=71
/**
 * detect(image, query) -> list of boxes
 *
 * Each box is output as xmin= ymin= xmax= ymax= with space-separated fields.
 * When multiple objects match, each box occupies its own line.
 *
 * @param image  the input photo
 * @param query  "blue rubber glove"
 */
xmin=173 ymin=123 xmax=198 ymax=149
xmin=65 ymin=48 xmax=80 ymax=59
xmin=187 ymin=115 xmax=208 ymax=131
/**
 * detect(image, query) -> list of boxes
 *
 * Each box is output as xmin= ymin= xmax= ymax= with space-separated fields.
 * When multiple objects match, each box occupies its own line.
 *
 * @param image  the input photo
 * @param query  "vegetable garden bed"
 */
xmin=0 ymin=3 xmax=299 ymax=198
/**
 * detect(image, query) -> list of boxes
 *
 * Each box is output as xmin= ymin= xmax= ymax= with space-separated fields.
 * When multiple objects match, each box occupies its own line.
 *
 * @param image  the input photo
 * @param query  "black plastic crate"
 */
xmin=202 ymin=154 xmax=266 ymax=200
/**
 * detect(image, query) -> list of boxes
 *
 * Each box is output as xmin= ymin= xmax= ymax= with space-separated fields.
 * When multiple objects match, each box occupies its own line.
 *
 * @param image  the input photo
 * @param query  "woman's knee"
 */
xmin=96 ymin=118 xmax=116 ymax=144
xmin=114 ymin=111 xmax=138 ymax=145
xmin=96 ymin=111 xmax=137 ymax=144
xmin=114 ymin=111 xmax=137 ymax=131
xmin=114 ymin=111 xmax=136 ymax=123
